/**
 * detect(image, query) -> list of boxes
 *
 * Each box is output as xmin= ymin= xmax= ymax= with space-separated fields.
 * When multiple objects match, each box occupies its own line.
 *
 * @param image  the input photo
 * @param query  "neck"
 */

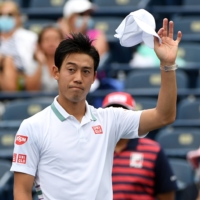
xmin=57 ymin=95 xmax=86 ymax=122
xmin=115 ymin=139 xmax=130 ymax=153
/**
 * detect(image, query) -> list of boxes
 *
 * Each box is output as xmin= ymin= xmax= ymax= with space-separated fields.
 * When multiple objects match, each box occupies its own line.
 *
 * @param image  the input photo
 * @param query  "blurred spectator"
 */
xmin=187 ymin=148 xmax=200 ymax=200
xmin=129 ymin=43 xmax=185 ymax=68
xmin=25 ymin=26 xmax=63 ymax=91
xmin=0 ymin=1 xmax=37 ymax=90
xmin=58 ymin=0 xmax=109 ymax=67
xmin=102 ymin=92 xmax=178 ymax=200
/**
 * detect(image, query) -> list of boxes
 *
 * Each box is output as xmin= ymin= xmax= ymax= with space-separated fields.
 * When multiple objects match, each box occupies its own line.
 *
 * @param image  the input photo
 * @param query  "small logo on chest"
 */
xmin=130 ymin=153 xmax=144 ymax=168
xmin=92 ymin=125 xmax=103 ymax=134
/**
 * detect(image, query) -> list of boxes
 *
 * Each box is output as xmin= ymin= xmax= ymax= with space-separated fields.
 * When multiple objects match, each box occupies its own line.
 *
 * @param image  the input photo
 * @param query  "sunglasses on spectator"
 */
xmin=0 ymin=13 xmax=17 ymax=16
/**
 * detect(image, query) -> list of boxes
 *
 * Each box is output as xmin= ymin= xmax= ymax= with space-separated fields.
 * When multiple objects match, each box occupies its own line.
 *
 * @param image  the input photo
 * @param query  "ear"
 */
xmin=52 ymin=65 xmax=59 ymax=80
xmin=92 ymin=71 xmax=97 ymax=83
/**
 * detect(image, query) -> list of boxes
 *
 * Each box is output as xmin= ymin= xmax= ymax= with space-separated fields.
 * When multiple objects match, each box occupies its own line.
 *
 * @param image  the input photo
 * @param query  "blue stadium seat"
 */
xmin=0 ymin=159 xmax=13 ymax=200
xmin=23 ymin=19 xmax=56 ymax=34
xmin=173 ymin=17 xmax=200 ymax=43
xmin=169 ymin=158 xmax=195 ymax=199
xmin=177 ymin=98 xmax=200 ymax=119
xmin=29 ymin=0 xmax=67 ymax=7
xmin=182 ymin=0 xmax=200 ymax=5
xmin=155 ymin=127 xmax=200 ymax=158
xmin=1 ymin=98 xmax=53 ymax=121
xmin=124 ymin=69 xmax=189 ymax=89
xmin=93 ymin=17 xmax=123 ymax=42
xmin=133 ymin=97 xmax=157 ymax=110
xmin=0 ymin=127 xmax=18 ymax=159
xmin=93 ymin=0 xmax=149 ymax=7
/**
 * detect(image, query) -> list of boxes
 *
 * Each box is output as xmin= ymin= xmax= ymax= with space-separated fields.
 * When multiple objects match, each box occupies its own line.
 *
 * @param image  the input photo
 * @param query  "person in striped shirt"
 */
xmin=102 ymin=92 xmax=178 ymax=200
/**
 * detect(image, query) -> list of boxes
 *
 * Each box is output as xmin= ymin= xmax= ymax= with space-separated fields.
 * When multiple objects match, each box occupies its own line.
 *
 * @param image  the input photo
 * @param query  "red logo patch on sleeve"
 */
xmin=13 ymin=153 xmax=17 ymax=162
xmin=92 ymin=125 xmax=103 ymax=134
xmin=17 ymin=154 xmax=27 ymax=164
xmin=15 ymin=135 xmax=28 ymax=145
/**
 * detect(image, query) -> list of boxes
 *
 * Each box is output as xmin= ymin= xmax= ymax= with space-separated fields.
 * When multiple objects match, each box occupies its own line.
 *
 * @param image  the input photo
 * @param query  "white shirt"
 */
xmin=0 ymin=28 xmax=37 ymax=75
xmin=10 ymin=97 xmax=143 ymax=200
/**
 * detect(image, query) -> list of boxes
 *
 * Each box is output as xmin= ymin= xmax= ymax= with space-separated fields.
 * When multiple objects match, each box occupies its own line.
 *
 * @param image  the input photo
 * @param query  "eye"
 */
xmin=68 ymin=68 xmax=75 ymax=72
xmin=83 ymin=69 xmax=90 ymax=74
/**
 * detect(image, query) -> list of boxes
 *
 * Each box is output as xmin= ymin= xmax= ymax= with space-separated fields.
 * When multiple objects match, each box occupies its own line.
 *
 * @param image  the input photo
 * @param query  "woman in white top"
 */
xmin=0 ymin=1 xmax=37 ymax=91
xmin=25 ymin=26 xmax=63 ymax=91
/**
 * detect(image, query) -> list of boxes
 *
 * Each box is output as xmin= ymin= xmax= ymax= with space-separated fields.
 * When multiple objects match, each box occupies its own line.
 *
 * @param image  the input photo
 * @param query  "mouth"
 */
xmin=69 ymin=86 xmax=84 ymax=90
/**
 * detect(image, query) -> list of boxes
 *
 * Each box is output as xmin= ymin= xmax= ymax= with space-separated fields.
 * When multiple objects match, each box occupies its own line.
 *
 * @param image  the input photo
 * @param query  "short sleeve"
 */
xmin=10 ymin=120 xmax=40 ymax=176
xmin=154 ymin=148 xmax=178 ymax=194
xmin=113 ymin=108 xmax=144 ymax=141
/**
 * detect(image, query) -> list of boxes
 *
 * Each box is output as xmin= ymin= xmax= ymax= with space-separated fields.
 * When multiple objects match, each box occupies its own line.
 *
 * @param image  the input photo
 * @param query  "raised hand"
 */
xmin=154 ymin=18 xmax=182 ymax=66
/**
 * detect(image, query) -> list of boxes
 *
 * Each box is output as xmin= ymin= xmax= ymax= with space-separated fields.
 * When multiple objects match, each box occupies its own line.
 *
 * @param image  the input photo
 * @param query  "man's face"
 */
xmin=53 ymin=53 xmax=96 ymax=103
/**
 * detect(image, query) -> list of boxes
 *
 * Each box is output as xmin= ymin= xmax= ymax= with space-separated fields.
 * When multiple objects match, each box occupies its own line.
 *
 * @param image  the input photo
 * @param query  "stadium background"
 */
xmin=0 ymin=0 xmax=199 ymax=199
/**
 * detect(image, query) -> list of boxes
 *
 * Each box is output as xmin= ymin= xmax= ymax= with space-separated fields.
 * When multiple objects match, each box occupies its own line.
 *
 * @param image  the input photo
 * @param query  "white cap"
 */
xmin=114 ymin=9 xmax=162 ymax=48
xmin=63 ymin=0 xmax=94 ymax=18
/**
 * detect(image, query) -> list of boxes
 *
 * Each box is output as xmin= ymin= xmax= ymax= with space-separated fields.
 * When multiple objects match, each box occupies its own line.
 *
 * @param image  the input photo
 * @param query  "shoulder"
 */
xmin=23 ymin=106 xmax=51 ymax=128
xmin=14 ymin=28 xmax=38 ymax=40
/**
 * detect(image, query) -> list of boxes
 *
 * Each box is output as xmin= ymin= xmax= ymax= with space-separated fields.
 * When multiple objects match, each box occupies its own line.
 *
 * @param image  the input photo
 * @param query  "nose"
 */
xmin=73 ymin=70 xmax=82 ymax=84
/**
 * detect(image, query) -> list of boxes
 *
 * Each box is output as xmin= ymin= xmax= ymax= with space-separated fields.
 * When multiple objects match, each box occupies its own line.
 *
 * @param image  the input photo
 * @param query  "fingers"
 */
xmin=157 ymin=28 xmax=164 ymax=38
xmin=161 ymin=18 xmax=182 ymax=43
xmin=168 ymin=21 xmax=174 ymax=39
xmin=162 ymin=18 xmax=168 ymax=37
xmin=176 ymin=31 xmax=182 ymax=43
xmin=162 ymin=18 xmax=173 ymax=38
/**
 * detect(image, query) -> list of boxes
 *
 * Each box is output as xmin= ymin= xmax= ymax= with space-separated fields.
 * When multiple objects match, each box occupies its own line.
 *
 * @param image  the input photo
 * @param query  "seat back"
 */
xmin=169 ymin=158 xmax=194 ymax=190
xmin=134 ymin=97 xmax=157 ymax=110
xmin=183 ymin=0 xmax=200 ymax=5
xmin=156 ymin=127 xmax=200 ymax=158
xmin=1 ymin=98 xmax=53 ymax=121
xmin=24 ymin=19 xmax=56 ymax=34
xmin=124 ymin=69 xmax=188 ymax=89
xmin=93 ymin=0 xmax=149 ymax=7
xmin=177 ymin=98 xmax=200 ymax=119
xmin=173 ymin=16 xmax=200 ymax=42
xmin=0 ymin=128 xmax=18 ymax=159
xmin=30 ymin=0 xmax=67 ymax=7
xmin=177 ymin=42 xmax=200 ymax=63
xmin=0 ymin=160 xmax=12 ymax=179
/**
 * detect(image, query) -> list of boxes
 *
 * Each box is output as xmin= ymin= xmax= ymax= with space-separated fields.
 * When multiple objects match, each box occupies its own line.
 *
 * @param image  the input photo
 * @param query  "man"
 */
xmin=102 ymin=91 xmax=178 ymax=200
xmin=11 ymin=18 xmax=182 ymax=200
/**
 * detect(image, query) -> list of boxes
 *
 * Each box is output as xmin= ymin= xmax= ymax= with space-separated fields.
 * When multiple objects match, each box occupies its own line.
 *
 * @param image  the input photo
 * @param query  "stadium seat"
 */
xmin=23 ymin=19 xmax=56 ymax=34
xmin=169 ymin=158 xmax=195 ymax=200
xmin=155 ymin=127 xmax=200 ymax=158
xmin=173 ymin=17 xmax=200 ymax=43
xmin=93 ymin=17 xmax=123 ymax=42
xmin=133 ymin=97 xmax=157 ymax=110
xmin=0 ymin=159 xmax=13 ymax=200
xmin=29 ymin=0 xmax=67 ymax=7
xmin=0 ymin=127 xmax=18 ymax=159
xmin=124 ymin=69 xmax=189 ymax=89
xmin=177 ymin=98 xmax=200 ymax=119
xmin=1 ymin=98 xmax=53 ymax=121
xmin=182 ymin=0 xmax=200 ymax=5
xmin=196 ymin=75 xmax=200 ymax=88
xmin=93 ymin=0 xmax=149 ymax=7
xmin=177 ymin=42 xmax=200 ymax=63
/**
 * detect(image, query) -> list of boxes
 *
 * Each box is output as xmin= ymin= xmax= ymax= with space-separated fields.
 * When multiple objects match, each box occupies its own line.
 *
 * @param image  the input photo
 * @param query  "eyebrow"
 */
xmin=66 ymin=62 xmax=92 ymax=69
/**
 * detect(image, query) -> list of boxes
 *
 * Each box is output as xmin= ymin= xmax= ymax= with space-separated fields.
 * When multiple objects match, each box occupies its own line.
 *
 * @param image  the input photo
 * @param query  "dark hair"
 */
xmin=54 ymin=33 xmax=100 ymax=72
xmin=38 ymin=25 xmax=63 ymax=44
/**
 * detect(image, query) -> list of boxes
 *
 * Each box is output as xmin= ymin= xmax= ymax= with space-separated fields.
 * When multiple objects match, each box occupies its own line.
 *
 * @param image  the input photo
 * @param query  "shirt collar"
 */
xmin=51 ymin=96 xmax=97 ymax=122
